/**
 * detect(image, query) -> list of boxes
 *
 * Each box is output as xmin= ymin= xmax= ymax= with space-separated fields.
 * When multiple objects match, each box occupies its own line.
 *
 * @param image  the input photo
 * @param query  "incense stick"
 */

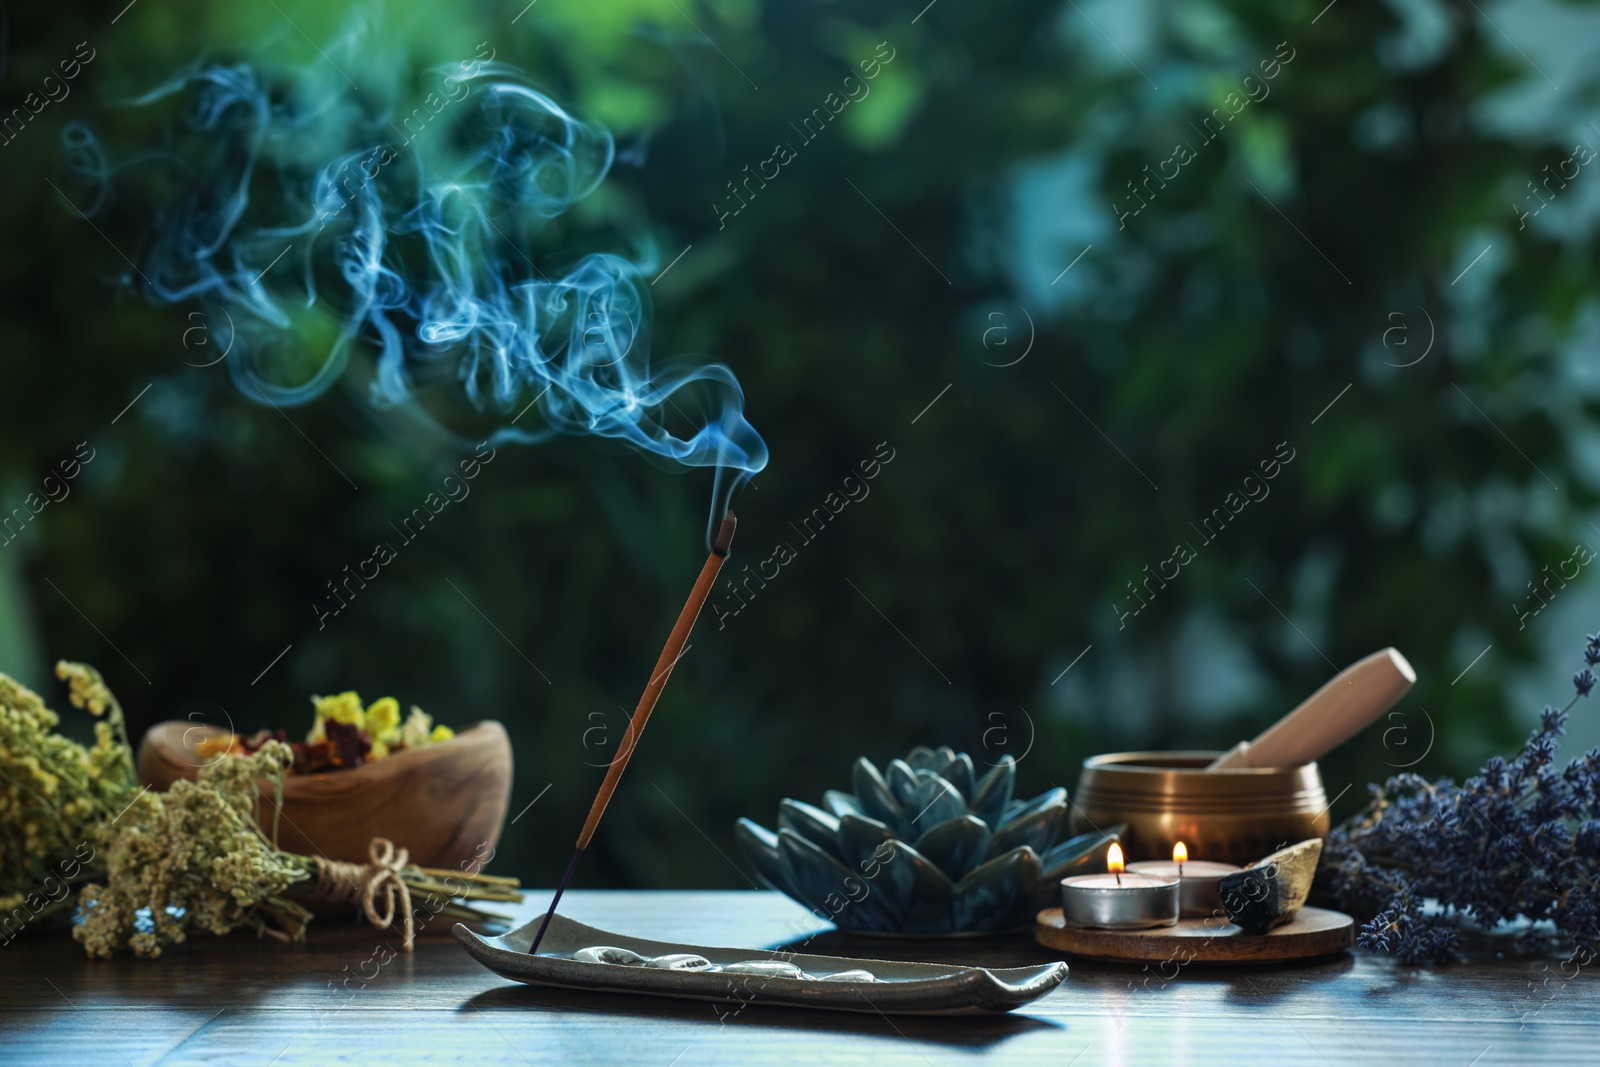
xmin=527 ymin=512 xmax=737 ymax=955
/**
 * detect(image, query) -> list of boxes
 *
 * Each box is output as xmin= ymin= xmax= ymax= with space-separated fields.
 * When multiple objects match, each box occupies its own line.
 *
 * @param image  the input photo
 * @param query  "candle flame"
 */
xmin=1173 ymin=841 xmax=1188 ymax=864
xmin=1107 ymin=842 xmax=1125 ymax=874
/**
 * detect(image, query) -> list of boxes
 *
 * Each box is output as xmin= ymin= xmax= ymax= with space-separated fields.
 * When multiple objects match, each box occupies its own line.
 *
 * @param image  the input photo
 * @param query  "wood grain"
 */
xmin=137 ymin=719 xmax=513 ymax=870
xmin=1034 ymin=905 xmax=1354 ymax=964
xmin=0 ymin=890 xmax=1593 ymax=1066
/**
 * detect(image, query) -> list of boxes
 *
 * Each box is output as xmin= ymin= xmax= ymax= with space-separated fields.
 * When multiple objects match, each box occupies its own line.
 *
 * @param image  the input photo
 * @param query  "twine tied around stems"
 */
xmin=310 ymin=837 xmax=415 ymax=951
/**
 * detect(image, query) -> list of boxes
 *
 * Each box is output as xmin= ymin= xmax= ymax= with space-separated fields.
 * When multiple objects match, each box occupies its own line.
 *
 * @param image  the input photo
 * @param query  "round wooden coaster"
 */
xmin=1035 ymin=905 xmax=1354 ymax=965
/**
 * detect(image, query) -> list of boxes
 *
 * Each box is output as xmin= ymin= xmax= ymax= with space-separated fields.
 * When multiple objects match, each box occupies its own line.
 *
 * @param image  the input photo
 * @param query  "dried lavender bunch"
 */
xmin=1321 ymin=637 xmax=1600 ymax=964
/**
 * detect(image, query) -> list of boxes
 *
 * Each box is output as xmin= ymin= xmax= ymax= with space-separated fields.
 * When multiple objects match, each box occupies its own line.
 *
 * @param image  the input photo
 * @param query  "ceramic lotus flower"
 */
xmin=735 ymin=746 xmax=1121 ymax=935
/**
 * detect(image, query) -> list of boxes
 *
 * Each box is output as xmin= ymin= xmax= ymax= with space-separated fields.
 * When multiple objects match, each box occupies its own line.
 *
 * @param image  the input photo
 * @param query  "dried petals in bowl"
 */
xmin=193 ymin=692 xmax=456 ymax=774
xmin=138 ymin=694 xmax=512 ymax=874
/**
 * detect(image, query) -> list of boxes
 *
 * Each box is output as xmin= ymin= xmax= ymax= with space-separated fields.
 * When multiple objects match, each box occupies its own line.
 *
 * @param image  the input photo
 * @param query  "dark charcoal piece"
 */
xmin=1219 ymin=863 xmax=1281 ymax=934
xmin=1218 ymin=839 xmax=1323 ymax=935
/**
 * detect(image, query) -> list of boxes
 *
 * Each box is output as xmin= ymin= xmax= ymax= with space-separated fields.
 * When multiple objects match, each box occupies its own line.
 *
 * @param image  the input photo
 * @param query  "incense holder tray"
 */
xmin=454 ymin=914 xmax=1067 ymax=1015
xmin=735 ymin=746 xmax=1122 ymax=935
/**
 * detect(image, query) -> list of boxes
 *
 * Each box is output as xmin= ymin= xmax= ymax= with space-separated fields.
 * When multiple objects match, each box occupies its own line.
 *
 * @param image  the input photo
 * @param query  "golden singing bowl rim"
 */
xmin=1075 ymin=751 xmax=1327 ymax=807
xmin=1081 ymin=750 xmax=1303 ymax=775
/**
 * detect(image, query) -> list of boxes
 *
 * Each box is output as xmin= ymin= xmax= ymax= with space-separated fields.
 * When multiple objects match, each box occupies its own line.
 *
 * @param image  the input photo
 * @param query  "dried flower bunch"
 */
xmin=197 ymin=691 xmax=455 ymax=774
xmin=76 ymin=734 xmax=520 ymax=958
xmin=75 ymin=743 xmax=307 ymax=957
xmin=0 ymin=663 xmax=137 ymax=929
xmin=1322 ymin=635 xmax=1600 ymax=964
xmin=1 ymin=661 xmax=516 ymax=957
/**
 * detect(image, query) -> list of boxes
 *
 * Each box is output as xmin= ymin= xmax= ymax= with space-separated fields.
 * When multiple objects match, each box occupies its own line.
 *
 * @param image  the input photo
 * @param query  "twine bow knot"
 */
xmin=311 ymin=836 xmax=416 ymax=951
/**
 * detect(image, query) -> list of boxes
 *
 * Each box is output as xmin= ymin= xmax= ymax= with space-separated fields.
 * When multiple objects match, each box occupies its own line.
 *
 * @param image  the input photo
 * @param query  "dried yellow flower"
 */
xmin=364 ymin=697 xmax=401 ymax=743
xmin=0 ymin=665 xmax=136 ymax=937
xmin=54 ymin=662 xmax=116 ymax=718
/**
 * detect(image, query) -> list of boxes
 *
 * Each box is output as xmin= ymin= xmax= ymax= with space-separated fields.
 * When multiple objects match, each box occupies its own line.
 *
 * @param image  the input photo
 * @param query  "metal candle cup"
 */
xmin=1126 ymin=859 xmax=1241 ymax=918
xmin=1059 ymin=844 xmax=1178 ymax=930
xmin=1059 ymin=872 xmax=1180 ymax=929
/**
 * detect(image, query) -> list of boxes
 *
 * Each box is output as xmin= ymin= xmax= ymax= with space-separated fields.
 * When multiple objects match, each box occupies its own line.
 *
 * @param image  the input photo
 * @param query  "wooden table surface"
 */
xmin=1 ymin=890 xmax=1591 ymax=1066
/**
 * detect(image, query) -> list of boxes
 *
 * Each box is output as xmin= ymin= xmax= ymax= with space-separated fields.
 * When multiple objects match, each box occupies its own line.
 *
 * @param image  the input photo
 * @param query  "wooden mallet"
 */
xmin=526 ymin=512 xmax=737 ymax=955
xmin=1208 ymin=647 xmax=1415 ymax=770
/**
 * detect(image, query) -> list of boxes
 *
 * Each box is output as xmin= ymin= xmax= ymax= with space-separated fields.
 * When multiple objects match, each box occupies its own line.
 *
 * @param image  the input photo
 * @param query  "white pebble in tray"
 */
xmin=569 ymin=947 xmax=877 ymax=981
xmin=723 ymin=960 xmax=807 ymax=979
xmin=572 ymin=946 xmax=647 ymax=966
xmin=817 ymin=970 xmax=878 ymax=982
xmin=644 ymin=953 xmax=719 ymax=971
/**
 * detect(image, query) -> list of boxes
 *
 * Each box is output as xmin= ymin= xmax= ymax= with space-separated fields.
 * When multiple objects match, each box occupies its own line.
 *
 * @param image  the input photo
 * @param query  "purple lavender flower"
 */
xmin=1322 ymin=640 xmax=1600 ymax=964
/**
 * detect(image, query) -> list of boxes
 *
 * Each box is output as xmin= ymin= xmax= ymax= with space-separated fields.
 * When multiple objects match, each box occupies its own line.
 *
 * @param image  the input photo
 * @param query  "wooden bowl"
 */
xmin=137 ymin=720 xmax=514 ymax=870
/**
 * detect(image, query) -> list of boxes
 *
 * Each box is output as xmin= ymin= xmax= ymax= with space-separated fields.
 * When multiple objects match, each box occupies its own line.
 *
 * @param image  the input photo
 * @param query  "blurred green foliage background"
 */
xmin=3 ymin=0 xmax=1600 ymax=890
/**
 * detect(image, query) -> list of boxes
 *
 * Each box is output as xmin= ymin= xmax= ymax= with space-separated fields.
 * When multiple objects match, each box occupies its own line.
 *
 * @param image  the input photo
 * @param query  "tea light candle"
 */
xmin=1059 ymin=842 xmax=1179 ymax=929
xmin=1127 ymin=841 xmax=1242 ymax=918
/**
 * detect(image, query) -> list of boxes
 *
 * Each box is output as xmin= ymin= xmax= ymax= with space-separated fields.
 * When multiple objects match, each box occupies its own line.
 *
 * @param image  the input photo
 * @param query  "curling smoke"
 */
xmin=61 ymin=49 xmax=766 ymax=527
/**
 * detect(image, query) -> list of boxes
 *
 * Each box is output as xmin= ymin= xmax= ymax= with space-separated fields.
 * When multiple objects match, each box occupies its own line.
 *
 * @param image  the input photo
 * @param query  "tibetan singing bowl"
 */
xmin=1068 ymin=751 xmax=1329 ymax=866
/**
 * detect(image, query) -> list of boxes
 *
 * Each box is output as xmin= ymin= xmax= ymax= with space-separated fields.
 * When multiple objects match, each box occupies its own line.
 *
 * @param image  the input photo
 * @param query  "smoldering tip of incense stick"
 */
xmin=713 ymin=511 xmax=737 ymax=556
